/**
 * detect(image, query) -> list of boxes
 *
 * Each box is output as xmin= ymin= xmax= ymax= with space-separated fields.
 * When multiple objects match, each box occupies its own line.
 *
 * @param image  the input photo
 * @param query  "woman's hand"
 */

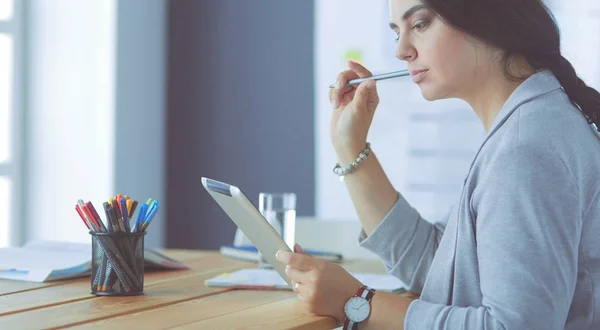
xmin=329 ymin=60 xmax=380 ymax=164
xmin=276 ymin=244 xmax=363 ymax=324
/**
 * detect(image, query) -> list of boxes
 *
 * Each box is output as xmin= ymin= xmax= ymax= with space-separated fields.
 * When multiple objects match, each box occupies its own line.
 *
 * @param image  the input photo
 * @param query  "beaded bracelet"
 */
xmin=332 ymin=143 xmax=371 ymax=181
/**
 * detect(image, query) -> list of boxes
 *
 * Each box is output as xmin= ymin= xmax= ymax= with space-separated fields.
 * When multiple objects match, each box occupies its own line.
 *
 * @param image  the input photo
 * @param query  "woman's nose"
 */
xmin=395 ymin=37 xmax=416 ymax=62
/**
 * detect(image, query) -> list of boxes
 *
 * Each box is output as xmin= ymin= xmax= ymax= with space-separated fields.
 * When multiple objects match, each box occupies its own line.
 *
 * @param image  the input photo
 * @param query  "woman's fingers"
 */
xmin=347 ymin=60 xmax=374 ymax=78
xmin=342 ymin=60 xmax=374 ymax=108
xmin=333 ymin=85 xmax=357 ymax=109
xmin=285 ymin=265 xmax=312 ymax=283
xmin=328 ymin=61 xmax=374 ymax=110
xmin=295 ymin=281 xmax=309 ymax=297
xmin=276 ymin=250 xmax=314 ymax=271
xmin=290 ymin=280 xmax=300 ymax=293
xmin=329 ymin=70 xmax=359 ymax=109
xmin=352 ymin=80 xmax=377 ymax=110
xmin=286 ymin=267 xmax=312 ymax=297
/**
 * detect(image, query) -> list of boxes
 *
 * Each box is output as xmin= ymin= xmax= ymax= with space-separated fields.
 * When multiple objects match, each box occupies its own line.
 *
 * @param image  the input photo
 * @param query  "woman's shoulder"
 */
xmin=483 ymin=87 xmax=600 ymax=163
xmin=476 ymin=89 xmax=600 ymax=187
xmin=516 ymin=88 xmax=595 ymax=144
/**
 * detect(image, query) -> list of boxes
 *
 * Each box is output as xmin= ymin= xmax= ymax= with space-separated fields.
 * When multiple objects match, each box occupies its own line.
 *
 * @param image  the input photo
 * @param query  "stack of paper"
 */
xmin=0 ymin=240 xmax=189 ymax=282
xmin=205 ymin=268 xmax=407 ymax=293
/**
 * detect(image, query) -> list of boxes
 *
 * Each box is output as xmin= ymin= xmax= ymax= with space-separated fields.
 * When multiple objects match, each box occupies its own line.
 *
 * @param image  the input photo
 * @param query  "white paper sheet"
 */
xmin=205 ymin=268 xmax=407 ymax=293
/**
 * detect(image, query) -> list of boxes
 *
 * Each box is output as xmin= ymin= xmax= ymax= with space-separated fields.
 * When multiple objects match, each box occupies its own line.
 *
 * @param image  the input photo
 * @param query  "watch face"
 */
xmin=344 ymin=296 xmax=371 ymax=323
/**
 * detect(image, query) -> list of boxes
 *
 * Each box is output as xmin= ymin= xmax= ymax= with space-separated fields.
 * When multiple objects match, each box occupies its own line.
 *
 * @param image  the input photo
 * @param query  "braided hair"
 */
xmin=544 ymin=55 xmax=600 ymax=128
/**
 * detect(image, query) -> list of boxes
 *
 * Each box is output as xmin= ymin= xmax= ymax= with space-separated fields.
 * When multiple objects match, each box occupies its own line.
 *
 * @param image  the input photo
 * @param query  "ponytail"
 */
xmin=548 ymin=55 xmax=600 ymax=132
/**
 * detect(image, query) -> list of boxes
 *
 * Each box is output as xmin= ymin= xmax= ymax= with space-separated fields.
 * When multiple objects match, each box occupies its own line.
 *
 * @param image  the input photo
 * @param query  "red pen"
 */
xmin=75 ymin=205 xmax=91 ymax=230
xmin=76 ymin=203 xmax=98 ymax=231
xmin=80 ymin=203 xmax=100 ymax=230
xmin=86 ymin=201 xmax=107 ymax=232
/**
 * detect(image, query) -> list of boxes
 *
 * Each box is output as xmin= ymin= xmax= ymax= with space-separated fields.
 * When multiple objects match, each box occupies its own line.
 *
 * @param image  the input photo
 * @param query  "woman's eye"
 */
xmin=412 ymin=20 xmax=429 ymax=31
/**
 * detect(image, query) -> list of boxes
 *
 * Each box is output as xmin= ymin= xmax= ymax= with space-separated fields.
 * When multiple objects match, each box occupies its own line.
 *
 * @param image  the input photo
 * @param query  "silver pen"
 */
xmin=329 ymin=69 xmax=411 ymax=88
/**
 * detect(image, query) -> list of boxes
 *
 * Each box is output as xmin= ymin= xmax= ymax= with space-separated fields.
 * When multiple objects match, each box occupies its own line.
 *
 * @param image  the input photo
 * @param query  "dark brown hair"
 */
xmin=421 ymin=0 xmax=600 ymax=131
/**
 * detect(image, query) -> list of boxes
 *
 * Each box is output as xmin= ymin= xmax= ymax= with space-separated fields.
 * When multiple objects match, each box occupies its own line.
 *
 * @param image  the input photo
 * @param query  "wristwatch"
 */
xmin=343 ymin=285 xmax=376 ymax=330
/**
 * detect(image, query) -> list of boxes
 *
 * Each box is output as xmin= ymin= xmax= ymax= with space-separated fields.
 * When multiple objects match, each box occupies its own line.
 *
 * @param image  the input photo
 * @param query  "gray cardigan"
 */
xmin=359 ymin=70 xmax=600 ymax=329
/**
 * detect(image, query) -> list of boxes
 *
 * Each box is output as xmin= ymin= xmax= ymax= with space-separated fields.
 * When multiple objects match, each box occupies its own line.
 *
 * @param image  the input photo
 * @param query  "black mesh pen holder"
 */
xmin=90 ymin=231 xmax=146 ymax=296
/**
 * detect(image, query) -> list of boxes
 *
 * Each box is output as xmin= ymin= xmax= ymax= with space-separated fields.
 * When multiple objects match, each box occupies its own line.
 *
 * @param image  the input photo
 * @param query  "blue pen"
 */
xmin=131 ymin=203 xmax=148 ymax=233
xmin=142 ymin=201 xmax=160 ymax=231
xmin=144 ymin=200 xmax=158 ymax=224
xmin=120 ymin=197 xmax=129 ymax=231
xmin=144 ymin=200 xmax=158 ymax=215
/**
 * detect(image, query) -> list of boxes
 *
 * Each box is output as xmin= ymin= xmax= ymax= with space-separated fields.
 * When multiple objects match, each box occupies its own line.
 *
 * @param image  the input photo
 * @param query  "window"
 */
xmin=0 ymin=0 xmax=21 ymax=247
xmin=1 ymin=33 xmax=12 ymax=164
xmin=0 ymin=177 xmax=9 ymax=246
xmin=0 ymin=0 xmax=12 ymax=20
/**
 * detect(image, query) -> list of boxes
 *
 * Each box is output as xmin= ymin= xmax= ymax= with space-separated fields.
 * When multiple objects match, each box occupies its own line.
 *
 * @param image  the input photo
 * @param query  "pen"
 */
xmin=115 ymin=194 xmax=124 ymax=214
xmin=104 ymin=203 xmax=119 ymax=232
xmin=131 ymin=203 xmax=148 ymax=233
xmin=77 ymin=203 xmax=98 ymax=232
xmin=110 ymin=198 xmax=119 ymax=215
xmin=87 ymin=202 xmax=107 ymax=232
xmin=141 ymin=201 xmax=160 ymax=231
xmin=102 ymin=202 xmax=114 ymax=233
xmin=75 ymin=205 xmax=91 ymax=230
xmin=128 ymin=200 xmax=138 ymax=219
xmin=126 ymin=199 xmax=133 ymax=217
xmin=78 ymin=200 xmax=97 ymax=227
xmin=120 ymin=197 xmax=129 ymax=232
xmin=111 ymin=198 xmax=123 ymax=231
xmin=328 ymin=69 xmax=410 ymax=88
xmin=108 ymin=205 xmax=122 ymax=232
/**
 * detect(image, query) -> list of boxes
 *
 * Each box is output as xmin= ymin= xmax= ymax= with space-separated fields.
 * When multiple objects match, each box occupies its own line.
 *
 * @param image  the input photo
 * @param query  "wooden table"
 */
xmin=0 ymin=250 xmax=387 ymax=330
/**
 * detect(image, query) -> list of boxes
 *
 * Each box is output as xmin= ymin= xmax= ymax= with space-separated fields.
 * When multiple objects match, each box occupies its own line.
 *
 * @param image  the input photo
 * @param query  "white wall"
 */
xmin=26 ymin=0 xmax=116 ymax=243
xmin=553 ymin=0 xmax=600 ymax=90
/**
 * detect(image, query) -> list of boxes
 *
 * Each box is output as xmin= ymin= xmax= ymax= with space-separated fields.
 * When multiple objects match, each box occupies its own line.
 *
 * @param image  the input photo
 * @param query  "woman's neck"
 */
xmin=463 ymin=63 xmax=536 ymax=133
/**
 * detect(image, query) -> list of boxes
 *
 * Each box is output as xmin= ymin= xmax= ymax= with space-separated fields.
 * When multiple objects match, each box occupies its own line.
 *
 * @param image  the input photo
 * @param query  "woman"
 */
xmin=276 ymin=0 xmax=600 ymax=329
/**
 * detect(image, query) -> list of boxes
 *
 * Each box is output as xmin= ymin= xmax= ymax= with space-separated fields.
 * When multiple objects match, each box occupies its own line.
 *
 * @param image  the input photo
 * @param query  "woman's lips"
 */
xmin=412 ymin=70 xmax=429 ymax=83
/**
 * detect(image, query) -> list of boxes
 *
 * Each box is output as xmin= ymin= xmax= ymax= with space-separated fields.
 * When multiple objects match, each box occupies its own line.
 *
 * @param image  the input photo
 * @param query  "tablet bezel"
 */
xmin=201 ymin=177 xmax=293 ymax=287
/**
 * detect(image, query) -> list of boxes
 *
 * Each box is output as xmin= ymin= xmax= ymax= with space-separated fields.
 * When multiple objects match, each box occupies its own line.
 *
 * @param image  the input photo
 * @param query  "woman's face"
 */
xmin=389 ymin=0 xmax=490 ymax=101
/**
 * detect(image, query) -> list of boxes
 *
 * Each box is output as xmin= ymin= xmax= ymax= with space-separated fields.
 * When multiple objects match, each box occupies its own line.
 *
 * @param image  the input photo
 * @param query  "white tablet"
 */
xmin=201 ymin=177 xmax=293 ymax=287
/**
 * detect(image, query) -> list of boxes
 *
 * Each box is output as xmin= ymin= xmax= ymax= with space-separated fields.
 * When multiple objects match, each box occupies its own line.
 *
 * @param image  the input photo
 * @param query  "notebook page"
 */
xmin=0 ymin=247 xmax=90 ymax=271
xmin=23 ymin=240 xmax=91 ymax=254
xmin=205 ymin=269 xmax=407 ymax=292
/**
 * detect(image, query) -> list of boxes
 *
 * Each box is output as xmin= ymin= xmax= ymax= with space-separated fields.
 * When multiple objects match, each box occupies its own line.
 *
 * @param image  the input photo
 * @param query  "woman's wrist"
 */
xmin=334 ymin=141 xmax=368 ymax=167
xmin=333 ymin=143 xmax=372 ymax=178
